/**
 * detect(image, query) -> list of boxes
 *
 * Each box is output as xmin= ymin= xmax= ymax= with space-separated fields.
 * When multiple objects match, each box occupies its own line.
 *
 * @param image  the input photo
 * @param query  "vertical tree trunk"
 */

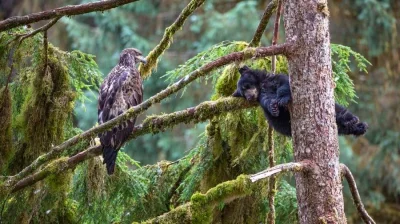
xmin=283 ymin=1 xmax=346 ymax=223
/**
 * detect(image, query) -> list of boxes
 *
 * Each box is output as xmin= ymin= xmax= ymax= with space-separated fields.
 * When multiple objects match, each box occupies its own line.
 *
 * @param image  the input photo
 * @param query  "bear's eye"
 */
xmin=242 ymin=84 xmax=250 ymax=89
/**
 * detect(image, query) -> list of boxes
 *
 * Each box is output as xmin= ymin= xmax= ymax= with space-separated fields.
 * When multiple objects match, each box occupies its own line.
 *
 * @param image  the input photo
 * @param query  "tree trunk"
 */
xmin=284 ymin=1 xmax=346 ymax=223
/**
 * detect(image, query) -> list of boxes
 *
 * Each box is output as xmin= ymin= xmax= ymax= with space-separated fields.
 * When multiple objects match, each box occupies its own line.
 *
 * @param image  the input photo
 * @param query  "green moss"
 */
xmin=15 ymin=46 xmax=75 ymax=166
xmin=86 ymin=157 xmax=106 ymax=201
xmin=212 ymin=65 xmax=240 ymax=99
xmin=142 ymin=204 xmax=192 ymax=224
xmin=191 ymin=175 xmax=252 ymax=224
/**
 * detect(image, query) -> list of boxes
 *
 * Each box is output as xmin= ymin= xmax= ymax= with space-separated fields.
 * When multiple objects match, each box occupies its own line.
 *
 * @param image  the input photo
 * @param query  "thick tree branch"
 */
xmin=250 ymin=161 xmax=307 ymax=182
xmin=341 ymin=164 xmax=376 ymax=224
xmin=9 ymin=97 xmax=257 ymax=192
xmin=9 ymin=42 xmax=294 ymax=184
xmin=139 ymin=0 xmax=205 ymax=78
xmin=249 ymin=0 xmax=278 ymax=47
xmin=0 ymin=0 xmax=140 ymax=32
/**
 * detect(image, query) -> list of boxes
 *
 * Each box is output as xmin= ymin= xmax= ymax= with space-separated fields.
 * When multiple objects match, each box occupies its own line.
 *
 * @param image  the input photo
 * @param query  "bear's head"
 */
xmin=232 ymin=66 xmax=260 ymax=101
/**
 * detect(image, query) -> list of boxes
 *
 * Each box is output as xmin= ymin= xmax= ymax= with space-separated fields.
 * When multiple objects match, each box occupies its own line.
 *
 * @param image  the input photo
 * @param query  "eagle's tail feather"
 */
xmin=103 ymin=148 xmax=118 ymax=175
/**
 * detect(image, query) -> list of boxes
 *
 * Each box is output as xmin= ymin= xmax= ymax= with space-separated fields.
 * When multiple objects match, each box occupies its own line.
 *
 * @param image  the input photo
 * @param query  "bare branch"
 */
xmin=9 ymin=42 xmax=294 ymax=184
xmin=139 ymin=0 xmax=205 ymax=78
xmin=250 ymin=161 xmax=307 ymax=182
xmin=16 ymin=16 xmax=61 ymax=44
xmin=271 ymin=0 xmax=283 ymax=73
xmin=0 ymin=0 xmax=140 ymax=32
xmin=266 ymin=127 xmax=277 ymax=224
xmin=341 ymin=164 xmax=376 ymax=224
xmin=249 ymin=0 xmax=278 ymax=47
xmin=10 ymin=97 xmax=257 ymax=192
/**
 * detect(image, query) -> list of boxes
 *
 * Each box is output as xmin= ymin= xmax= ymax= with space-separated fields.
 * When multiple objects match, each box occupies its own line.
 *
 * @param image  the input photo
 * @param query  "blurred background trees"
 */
xmin=0 ymin=0 xmax=399 ymax=223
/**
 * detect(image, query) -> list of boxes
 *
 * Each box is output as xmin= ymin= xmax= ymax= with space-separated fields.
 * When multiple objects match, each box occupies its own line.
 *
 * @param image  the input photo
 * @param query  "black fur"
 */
xmin=232 ymin=66 xmax=368 ymax=137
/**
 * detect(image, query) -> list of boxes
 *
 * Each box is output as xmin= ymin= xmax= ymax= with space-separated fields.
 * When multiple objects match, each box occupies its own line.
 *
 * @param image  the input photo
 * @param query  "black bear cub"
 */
xmin=232 ymin=66 xmax=368 ymax=137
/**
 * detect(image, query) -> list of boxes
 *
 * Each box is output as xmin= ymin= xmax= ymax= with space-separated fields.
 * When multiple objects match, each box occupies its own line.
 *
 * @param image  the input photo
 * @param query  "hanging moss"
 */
xmin=0 ymin=87 xmax=13 ymax=171
xmin=86 ymin=157 xmax=106 ymax=202
xmin=212 ymin=65 xmax=240 ymax=99
xmin=15 ymin=46 xmax=76 ymax=166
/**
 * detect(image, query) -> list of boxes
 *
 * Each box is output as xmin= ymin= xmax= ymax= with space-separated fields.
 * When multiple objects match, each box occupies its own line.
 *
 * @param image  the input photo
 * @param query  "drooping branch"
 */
xmin=249 ymin=0 xmax=278 ymax=47
xmin=9 ymin=42 xmax=295 ymax=184
xmin=341 ymin=164 xmax=376 ymax=224
xmin=9 ymin=97 xmax=258 ymax=192
xmin=139 ymin=0 xmax=205 ymax=78
xmin=0 ymin=0 xmax=140 ymax=32
xmin=250 ymin=161 xmax=308 ymax=182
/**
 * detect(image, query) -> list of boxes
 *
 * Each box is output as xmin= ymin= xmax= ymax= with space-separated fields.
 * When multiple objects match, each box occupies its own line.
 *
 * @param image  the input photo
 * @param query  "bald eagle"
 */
xmin=98 ymin=48 xmax=146 ymax=175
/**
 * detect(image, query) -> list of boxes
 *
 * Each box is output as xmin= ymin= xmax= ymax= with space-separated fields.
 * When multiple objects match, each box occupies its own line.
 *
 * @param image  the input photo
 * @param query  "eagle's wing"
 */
xmin=98 ymin=68 xmax=142 ymax=175
xmin=98 ymin=70 xmax=128 ymax=124
xmin=124 ymin=69 xmax=143 ymax=109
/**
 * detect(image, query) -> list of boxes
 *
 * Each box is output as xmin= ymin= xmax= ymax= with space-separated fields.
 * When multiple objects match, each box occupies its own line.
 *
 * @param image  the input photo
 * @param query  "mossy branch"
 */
xmin=139 ymin=0 xmax=206 ymax=78
xmin=0 ymin=0 xmax=140 ymax=32
xmin=341 ymin=164 xmax=376 ymax=224
xmin=249 ymin=0 xmax=278 ymax=47
xmin=8 ymin=97 xmax=257 ymax=192
xmin=142 ymin=175 xmax=252 ymax=224
xmin=9 ymin=42 xmax=294 ymax=185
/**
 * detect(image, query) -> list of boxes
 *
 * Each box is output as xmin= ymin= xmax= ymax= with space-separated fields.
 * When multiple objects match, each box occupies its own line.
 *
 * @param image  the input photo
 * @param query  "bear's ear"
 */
xmin=232 ymin=89 xmax=242 ymax=97
xmin=238 ymin=66 xmax=250 ymax=75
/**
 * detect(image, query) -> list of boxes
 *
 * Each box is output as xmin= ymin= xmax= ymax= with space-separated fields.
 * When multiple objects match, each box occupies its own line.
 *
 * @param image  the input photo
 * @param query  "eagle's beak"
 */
xmin=137 ymin=56 xmax=147 ymax=64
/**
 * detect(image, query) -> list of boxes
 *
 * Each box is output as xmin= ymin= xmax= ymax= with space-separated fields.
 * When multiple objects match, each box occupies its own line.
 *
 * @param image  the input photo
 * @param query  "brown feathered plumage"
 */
xmin=98 ymin=48 xmax=146 ymax=175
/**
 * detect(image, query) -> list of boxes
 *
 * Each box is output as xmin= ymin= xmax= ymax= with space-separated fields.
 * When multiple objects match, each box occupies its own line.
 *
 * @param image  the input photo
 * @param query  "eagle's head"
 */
xmin=119 ymin=48 xmax=147 ymax=67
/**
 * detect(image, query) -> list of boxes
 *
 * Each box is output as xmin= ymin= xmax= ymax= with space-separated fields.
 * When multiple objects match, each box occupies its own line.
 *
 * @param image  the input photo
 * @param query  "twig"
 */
xmin=9 ymin=42 xmax=295 ymax=185
xmin=341 ymin=164 xmax=376 ymax=224
xmin=10 ymin=97 xmax=258 ymax=192
xmin=0 ymin=0 xmax=141 ymax=32
xmin=4 ymin=42 xmax=20 ymax=90
xmin=271 ymin=0 xmax=283 ymax=73
xmin=43 ymin=31 xmax=48 ymax=68
xmin=266 ymin=126 xmax=276 ymax=224
xmin=16 ymin=16 xmax=61 ymax=44
xmin=250 ymin=161 xmax=306 ymax=182
xmin=139 ymin=0 xmax=205 ymax=78
xmin=249 ymin=0 xmax=278 ymax=47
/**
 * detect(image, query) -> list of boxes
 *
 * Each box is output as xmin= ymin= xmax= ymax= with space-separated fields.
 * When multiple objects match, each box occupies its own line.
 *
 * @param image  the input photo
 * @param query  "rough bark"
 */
xmin=283 ymin=0 xmax=346 ymax=223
